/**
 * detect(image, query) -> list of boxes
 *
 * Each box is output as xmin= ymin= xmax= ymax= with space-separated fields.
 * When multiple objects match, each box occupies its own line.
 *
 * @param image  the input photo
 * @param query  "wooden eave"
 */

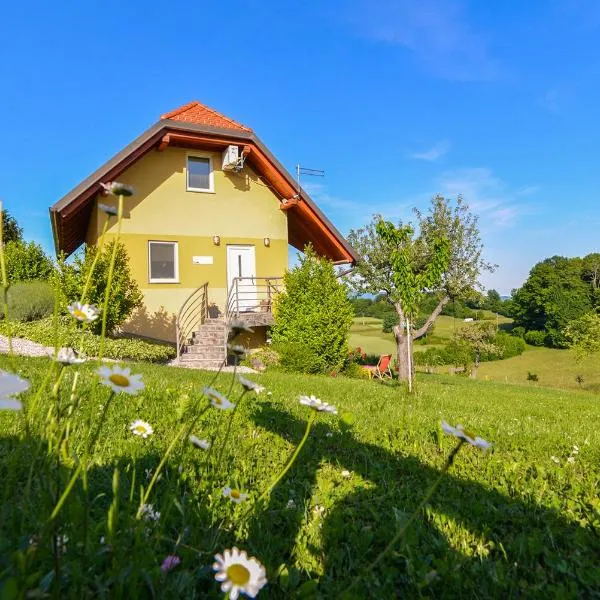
xmin=50 ymin=120 xmax=358 ymax=263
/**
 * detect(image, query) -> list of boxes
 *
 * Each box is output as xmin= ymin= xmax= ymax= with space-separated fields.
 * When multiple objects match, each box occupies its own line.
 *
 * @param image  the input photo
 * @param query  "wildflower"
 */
xmin=189 ymin=435 xmax=210 ymax=450
xmin=213 ymin=547 xmax=267 ymax=600
xmin=140 ymin=504 xmax=160 ymax=521
xmin=228 ymin=319 xmax=254 ymax=338
xmin=551 ymin=456 xmax=560 ymax=464
xmin=144 ymin=468 xmax=153 ymax=480
xmin=161 ymin=554 xmax=181 ymax=573
xmin=325 ymin=432 xmax=333 ymax=438
xmin=67 ymin=301 xmax=100 ymax=323
xmin=97 ymin=365 xmax=145 ymax=395
xmin=98 ymin=203 xmax=118 ymax=217
xmin=222 ymin=486 xmax=248 ymax=504
xmin=100 ymin=181 xmax=135 ymax=197
xmin=441 ymin=421 xmax=492 ymax=450
xmin=572 ymin=445 xmax=579 ymax=455
xmin=313 ymin=505 xmax=325 ymax=517
xmin=56 ymin=347 xmax=86 ymax=365
xmin=203 ymin=386 xmax=235 ymax=410
xmin=57 ymin=534 xmax=69 ymax=555
xmin=286 ymin=499 xmax=296 ymax=510
xmin=228 ymin=344 xmax=247 ymax=358
xmin=567 ymin=456 xmax=575 ymax=464
xmin=299 ymin=395 xmax=338 ymax=414
xmin=341 ymin=469 xmax=351 ymax=479
xmin=237 ymin=375 xmax=265 ymax=394
xmin=129 ymin=420 xmax=153 ymax=438
xmin=0 ymin=371 xmax=29 ymax=410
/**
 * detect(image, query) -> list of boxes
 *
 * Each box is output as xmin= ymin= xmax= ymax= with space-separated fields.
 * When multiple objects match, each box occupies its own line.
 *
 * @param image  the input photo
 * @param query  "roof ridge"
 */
xmin=160 ymin=101 xmax=199 ymax=121
xmin=160 ymin=100 xmax=252 ymax=132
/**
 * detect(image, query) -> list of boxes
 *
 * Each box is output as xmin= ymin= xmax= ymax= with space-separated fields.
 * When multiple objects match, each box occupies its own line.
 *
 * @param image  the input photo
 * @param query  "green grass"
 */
xmin=1 ymin=355 xmax=599 ymax=598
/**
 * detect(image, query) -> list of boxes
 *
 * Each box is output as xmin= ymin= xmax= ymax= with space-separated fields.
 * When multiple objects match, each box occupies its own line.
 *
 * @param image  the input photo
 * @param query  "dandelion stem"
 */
xmin=99 ymin=194 xmax=123 ymax=359
xmin=0 ymin=200 xmax=13 ymax=359
xmin=341 ymin=439 xmax=465 ymax=597
xmin=213 ymin=389 xmax=247 ymax=479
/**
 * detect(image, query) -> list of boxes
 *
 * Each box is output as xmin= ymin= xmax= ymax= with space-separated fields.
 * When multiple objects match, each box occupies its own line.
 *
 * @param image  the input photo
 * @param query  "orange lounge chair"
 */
xmin=364 ymin=354 xmax=393 ymax=380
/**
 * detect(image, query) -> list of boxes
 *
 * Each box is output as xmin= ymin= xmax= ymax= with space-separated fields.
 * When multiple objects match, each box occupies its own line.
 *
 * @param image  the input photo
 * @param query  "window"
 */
xmin=187 ymin=155 xmax=213 ymax=192
xmin=148 ymin=241 xmax=179 ymax=283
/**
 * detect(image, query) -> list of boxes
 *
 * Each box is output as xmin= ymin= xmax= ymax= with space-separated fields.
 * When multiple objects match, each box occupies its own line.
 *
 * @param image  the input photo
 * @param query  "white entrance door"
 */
xmin=227 ymin=245 xmax=257 ymax=312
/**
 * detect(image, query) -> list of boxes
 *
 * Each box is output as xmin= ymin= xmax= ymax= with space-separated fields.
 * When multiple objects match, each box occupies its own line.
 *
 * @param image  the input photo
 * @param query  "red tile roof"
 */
xmin=160 ymin=101 xmax=252 ymax=132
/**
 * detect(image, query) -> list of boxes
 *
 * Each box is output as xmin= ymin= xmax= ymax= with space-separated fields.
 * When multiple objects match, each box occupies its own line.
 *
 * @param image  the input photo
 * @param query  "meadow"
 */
xmin=1 ymin=354 xmax=599 ymax=598
xmin=350 ymin=316 xmax=600 ymax=392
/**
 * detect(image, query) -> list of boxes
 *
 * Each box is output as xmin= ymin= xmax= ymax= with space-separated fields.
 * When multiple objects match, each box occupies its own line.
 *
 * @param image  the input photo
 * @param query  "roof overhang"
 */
xmin=50 ymin=120 xmax=358 ymax=264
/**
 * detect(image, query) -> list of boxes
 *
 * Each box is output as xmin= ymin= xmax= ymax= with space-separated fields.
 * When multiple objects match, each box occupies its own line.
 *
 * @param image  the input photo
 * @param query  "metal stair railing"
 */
xmin=225 ymin=276 xmax=283 ymax=322
xmin=175 ymin=282 xmax=209 ymax=363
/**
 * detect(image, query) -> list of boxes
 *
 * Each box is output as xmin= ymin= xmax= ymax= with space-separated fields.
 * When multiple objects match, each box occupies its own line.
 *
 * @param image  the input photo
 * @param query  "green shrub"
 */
xmin=511 ymin=326 xmax=526 ymax=338
xmin=4 ymin=281 xmax=56 ymax=322
xmin=0 ymin=317 xmax=175 ymax=363
xmin=271 ymin=246 xmax=354 ymax=374
xmin=4 ymin=240 xmax=54 ymax=282
xmin=524 ymin=330 xmax=547 ymax=346
xmin=59 ymin=241 xmax=143 ymax=335
xmin=241 ymin=346 xmax=280 ymax=371
xmin=382 ymin=313 xmax=397 ymax=333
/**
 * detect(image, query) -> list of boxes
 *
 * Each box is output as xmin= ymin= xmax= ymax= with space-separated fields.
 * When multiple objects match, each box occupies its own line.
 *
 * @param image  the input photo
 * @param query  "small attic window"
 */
xmin=187 ymin=155 xmax=214 ymax=192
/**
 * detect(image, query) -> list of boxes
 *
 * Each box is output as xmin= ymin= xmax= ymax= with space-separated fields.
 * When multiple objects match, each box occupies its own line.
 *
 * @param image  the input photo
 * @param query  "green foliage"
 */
xmin=1 ymin=207 xmax=23 ymax=244
xmin=527 ymin=371 xmax=539 ymax=382
xmin=0 ymin=317 xmax=175 ymax=362
xmin=4 ymin=240 xmax=54 ymax=282
xmin=59 ymin=241 xmax=143 ymax=335
xmin=382 ymin=312 xmax=397 ymax=333
xmin=524 ymin=330 xmax=547 ymax=347
xmin=3 ymin=281 xmax=56 ymax=322
xmin=511 ymin=326 xmax=526 ymax=338
xmin=272 ymin=246 xmax=354 ymax=374
xmin=564 ymin=312 xmax=600 ymax=359
xmin=512 ymin=256 xmax=594 ymax=347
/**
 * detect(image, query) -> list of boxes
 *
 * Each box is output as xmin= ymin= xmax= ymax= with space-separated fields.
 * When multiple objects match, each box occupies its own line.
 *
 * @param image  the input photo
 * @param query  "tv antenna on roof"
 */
xmin=296 ymin=164 xmax=324 ymax=195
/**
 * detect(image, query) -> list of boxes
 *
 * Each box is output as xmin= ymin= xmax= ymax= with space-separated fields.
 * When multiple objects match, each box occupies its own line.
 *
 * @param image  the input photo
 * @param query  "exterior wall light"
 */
xmin=263 ymin=237 xmax=270 ymax=247
xmin=213 ymin=235 xmax=221 ymax=246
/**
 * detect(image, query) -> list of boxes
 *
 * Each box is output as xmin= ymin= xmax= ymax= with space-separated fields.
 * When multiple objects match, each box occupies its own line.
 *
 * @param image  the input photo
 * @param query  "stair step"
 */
xmin=178 ymin=358 xmax=225 ymax=369
xmin=184 ymin=350 xmax=225 ymax=359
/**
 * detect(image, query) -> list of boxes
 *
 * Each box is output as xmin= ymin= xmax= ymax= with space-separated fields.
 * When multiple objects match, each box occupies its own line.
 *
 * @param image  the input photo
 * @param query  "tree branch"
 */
xmin=414 ymin=295 xmax=450 ymax=339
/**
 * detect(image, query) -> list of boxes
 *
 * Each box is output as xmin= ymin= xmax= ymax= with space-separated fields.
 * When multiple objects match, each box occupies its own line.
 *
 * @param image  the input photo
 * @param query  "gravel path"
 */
xmin=0 ymin=335 xmax=53 ymax=358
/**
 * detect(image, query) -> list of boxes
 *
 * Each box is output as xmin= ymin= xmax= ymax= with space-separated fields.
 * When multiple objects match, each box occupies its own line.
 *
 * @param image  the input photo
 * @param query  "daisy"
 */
xmin=222 ymin=486 xmax=248 ymax=504
xmin=161 ymin=554 xmax=181 ymax=573
xmin=189 ymin=435 xmax=210 ymax=450
xmin=551 ymin=456 xmax=560 ymax=464
xmin=237 ymin=375 xmax=265 ymax=394
xmin=67 ymin=302 xmax=100 ymax=323
xmin=100 ymin=181 xmax=135 ymax=197
xmin=56 ymin=347 xmax=86 ymax=365
xmin=203 ymin=386 xmax=235 ymax=410
xmin=341 ymin=470 xmax=351 ymax=479
xmin=567 ymin=456 xmax=575 ymax=464
xmin=129 ymin=420 xmax=153 ymax=438
xmin=228 ymin=319 xmax=254 ymax=338
xmin=0 ymin=371 xmax=30 ymax=410
xmin=299 ymin=395 xmax=338 ymax=414
xmin=97 ymin=366 xmax=145 ymax=395
xmin=98 ymin=203 xmax=118 ymax=217
xmin=441 ymin=421 xmax=492 ymax=450
xmin=213 ymin=547 xmax=267 ymax=600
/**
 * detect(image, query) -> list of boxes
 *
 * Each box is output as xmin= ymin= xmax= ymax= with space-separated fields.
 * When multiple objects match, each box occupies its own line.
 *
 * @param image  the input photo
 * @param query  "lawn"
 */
xmin=1 ymin=355 xmax=599 ymax=598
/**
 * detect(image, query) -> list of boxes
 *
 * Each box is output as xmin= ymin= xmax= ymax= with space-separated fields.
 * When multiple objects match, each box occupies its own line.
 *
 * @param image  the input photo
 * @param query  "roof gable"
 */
xmin=160 ymin=101 xmax=252 ymax=133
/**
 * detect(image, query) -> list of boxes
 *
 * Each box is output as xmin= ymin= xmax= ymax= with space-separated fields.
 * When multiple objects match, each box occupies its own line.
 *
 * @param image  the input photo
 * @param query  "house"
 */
xmin=50 ymin=101 xmax=357 ymax=367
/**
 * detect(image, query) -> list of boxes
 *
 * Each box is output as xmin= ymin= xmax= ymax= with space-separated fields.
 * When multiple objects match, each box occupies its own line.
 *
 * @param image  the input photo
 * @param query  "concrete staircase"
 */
xmin=178 ymin=317 xmax=227 ymax=369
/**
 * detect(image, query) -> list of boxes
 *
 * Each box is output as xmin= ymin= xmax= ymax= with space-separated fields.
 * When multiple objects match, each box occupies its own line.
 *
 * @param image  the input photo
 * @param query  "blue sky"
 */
xmin=2 ymin=0 xmax=600 ymax=294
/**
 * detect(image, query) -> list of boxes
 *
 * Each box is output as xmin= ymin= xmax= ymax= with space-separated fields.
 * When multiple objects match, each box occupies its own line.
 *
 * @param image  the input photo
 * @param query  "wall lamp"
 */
xmin=263 ymin=237 xmax=271 ymax=247
xmin=213 ymin=235 xmax=221 ymax=246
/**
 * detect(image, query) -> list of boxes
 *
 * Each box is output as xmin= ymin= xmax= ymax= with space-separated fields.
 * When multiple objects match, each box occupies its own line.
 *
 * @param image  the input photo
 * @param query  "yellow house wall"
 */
xmin=87 ymin=146 xmax=288 ymax=341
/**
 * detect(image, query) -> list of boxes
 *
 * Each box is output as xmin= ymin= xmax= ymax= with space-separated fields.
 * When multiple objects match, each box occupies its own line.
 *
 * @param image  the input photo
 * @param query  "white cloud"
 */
xmin=411 ymin=140 xmax=450 ymax=161
xmin=351 ymin=0 xmax=501 ymax=81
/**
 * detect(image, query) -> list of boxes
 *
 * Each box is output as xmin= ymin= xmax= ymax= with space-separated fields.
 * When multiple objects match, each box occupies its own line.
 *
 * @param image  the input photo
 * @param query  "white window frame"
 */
xmin=186 ymin=153 xmax=214 ymax=193
xmin=148 ymin=241 xmax=180 ymax=283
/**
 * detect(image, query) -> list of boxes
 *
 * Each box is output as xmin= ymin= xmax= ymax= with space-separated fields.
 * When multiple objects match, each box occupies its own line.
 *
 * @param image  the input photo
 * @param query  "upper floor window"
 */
xmin=187 ymin=155 xmax=214 ymax=192
xmin=148 ymin=241 xmax=179 ymax=283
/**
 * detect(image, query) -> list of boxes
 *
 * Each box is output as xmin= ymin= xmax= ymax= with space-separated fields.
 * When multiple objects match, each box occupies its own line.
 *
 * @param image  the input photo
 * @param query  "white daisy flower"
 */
xmin=237 ymin=375 xmax=265 ymax=394
xmin=56 ymin=347 xmax=86 ymax=365
xmin=341 ymin=470 xmax=351 ymax=479
xmin=100 ymin=181 xmax=135 ymax=197
xmin=567 ymin=456 xmax=575 ymax=464
xmin=0 ymin=371 xmax=30 ymax=410
xmin=140 ymin=503 xmax=160 ymax=521
xmin=222 ymin=486 xmax=248 ymax=504
xmin=571 ymin=445 xmax=579 ymax=455
xmin=67 ymin=301 xmax=100 ymax=323
xmin=441 ymin=421 xmax=492 ymax=450
xmin=213 ymin=547 xmax=267 ymax=600
xmin=97 ymin=366 xmax=145 ymax=395
xmin=129 ymin=420 xmax=153 ymax=438
xmin=299 ymin=395 xmax=338 ymax=414
xmin=228 ymin=319 xmax=254 ymax=338
xmin=189 ymin=435 xmax=210 ymax=450
xmin=286 ymin=499 xmax=296 ymax=510
xmin=98 ymin=203 xmax=118 ymax=217
xmin=551 ymin=456 xmax=560 ymax=464
xmin=203 ymin=386 xmax=235 ymax=410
